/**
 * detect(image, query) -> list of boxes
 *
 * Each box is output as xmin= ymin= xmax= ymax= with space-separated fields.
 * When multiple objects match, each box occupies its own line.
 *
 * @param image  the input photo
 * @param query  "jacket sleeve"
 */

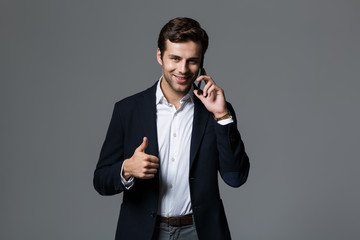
xmin=93 ymin=102 xmax=126 ymax=195
xmin=214 ymin=103 xmax=250 ymax=187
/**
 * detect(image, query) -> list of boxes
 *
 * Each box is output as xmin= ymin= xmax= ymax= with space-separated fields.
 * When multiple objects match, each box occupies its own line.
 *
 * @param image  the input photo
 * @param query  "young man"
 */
xmin=94 ymin=17 xmax=250 ymax=240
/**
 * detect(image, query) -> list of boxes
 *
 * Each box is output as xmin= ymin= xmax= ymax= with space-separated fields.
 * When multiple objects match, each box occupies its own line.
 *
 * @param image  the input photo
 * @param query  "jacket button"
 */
xmin=150 ymin=212 xmax=156 ymax=218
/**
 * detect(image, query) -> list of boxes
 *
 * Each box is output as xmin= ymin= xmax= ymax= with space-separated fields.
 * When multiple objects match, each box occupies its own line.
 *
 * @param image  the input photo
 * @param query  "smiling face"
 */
xmin=157 ymin=40 xmax=202 ymax=101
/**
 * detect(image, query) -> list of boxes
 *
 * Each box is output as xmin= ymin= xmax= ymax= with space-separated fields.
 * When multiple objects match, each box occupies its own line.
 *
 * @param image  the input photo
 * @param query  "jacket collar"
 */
xmin=155 ymin=77 xmax=195 ymax=105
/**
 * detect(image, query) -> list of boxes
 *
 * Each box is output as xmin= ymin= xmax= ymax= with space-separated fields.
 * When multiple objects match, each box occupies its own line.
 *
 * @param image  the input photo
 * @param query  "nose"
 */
xmin=178 ymin=60 xmax=189 ymax=74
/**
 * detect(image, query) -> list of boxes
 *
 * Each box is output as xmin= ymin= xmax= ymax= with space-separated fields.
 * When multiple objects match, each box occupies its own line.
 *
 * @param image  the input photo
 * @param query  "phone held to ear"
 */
xmin=196 ymin=57 xmax=205 ymax=95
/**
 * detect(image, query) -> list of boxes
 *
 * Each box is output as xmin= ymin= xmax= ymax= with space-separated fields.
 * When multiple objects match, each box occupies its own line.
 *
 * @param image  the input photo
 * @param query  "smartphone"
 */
xmin=196 ymin=56 xmax=204 ymax=95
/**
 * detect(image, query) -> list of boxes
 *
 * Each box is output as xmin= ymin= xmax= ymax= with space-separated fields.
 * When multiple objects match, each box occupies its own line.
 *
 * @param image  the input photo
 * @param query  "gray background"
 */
xmin=1 ymin=0 xmax=359 ymax=239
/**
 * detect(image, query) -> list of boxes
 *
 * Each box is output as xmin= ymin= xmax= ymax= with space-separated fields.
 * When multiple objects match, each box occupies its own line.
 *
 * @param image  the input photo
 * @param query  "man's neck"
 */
xmin=160 ymin=78 xmax=189 ymax=110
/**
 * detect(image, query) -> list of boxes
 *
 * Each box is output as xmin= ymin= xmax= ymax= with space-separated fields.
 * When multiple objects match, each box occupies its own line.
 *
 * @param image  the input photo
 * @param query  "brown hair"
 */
xmin=158 ymin=17 xmax=209 ymax=59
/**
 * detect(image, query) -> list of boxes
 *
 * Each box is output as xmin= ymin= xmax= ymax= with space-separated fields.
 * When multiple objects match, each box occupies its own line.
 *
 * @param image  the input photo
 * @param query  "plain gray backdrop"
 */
xmin=1 ymin=0 xmax=359 ymax=239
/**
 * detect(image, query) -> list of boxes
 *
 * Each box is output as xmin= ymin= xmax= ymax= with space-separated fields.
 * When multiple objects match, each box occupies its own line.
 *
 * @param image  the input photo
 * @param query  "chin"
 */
xmin=175 ymin=84 xmax=192 ymax=93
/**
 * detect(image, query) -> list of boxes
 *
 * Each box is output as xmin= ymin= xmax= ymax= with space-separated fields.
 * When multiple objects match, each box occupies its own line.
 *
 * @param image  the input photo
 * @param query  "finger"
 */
xmin=144 ymin=162 xmax=159 ymax=169
xmin=144 ymin=168 xmax=158 ymax=174
xmin=202 ymin=81 xmax=213 ymax=97
xmin=142 ymin=174 xmax=156 ymax=179
xmin=195 ymin=75 xmax=208 ymax=83
xmin=136 ymin=137 xmax=148 ymax=152
xmin=193 ymin=89 xmax=206 ymax=101
xmin=147 ymin=155 xmax=159 ymax=163
xmin=206 ymin=85 xmax=217 ymax=97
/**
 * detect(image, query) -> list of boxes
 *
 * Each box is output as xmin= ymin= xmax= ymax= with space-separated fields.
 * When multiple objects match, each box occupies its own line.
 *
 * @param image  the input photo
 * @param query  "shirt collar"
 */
xmin=156 ymin=76 xmax=194 ymax=105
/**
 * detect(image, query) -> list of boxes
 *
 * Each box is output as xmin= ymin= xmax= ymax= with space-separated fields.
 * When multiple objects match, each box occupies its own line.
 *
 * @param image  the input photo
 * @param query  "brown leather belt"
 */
xmin=157 ymin=214 xmax=193 ymax=227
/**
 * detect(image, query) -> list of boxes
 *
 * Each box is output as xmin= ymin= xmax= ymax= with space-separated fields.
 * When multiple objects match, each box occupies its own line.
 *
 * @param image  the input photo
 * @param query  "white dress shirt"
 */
xmin=156 ymin=79 xmax=194 ymax=217
xmin=121 ymin=77 xmax=233 ymax=217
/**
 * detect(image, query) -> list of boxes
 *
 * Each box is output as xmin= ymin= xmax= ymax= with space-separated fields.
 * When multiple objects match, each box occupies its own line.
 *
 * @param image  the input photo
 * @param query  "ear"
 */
xmin=156 ymin=48 xmax=163 ymax=66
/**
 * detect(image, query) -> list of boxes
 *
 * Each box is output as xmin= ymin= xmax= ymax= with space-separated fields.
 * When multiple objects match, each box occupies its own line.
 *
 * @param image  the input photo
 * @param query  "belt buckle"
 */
xmin=168 ymin=217 xmax=180 ymax=226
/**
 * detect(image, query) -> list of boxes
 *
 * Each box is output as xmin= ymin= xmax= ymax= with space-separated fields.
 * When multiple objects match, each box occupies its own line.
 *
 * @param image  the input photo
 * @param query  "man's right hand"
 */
xmin=123 ymin=137 xmax=159 ymax=180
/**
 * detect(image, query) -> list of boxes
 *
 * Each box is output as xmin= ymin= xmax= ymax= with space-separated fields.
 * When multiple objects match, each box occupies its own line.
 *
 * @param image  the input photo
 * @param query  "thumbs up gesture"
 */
xmin=123 ymin=137 xmax=160 ymax=179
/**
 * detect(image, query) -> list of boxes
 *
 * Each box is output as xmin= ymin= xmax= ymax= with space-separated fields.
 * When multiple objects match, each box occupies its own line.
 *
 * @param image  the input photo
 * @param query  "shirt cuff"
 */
xmin=217 ymin=116 xmax=234 ymax=125
xmin=120 ymin=161 xmax=135 ymax=190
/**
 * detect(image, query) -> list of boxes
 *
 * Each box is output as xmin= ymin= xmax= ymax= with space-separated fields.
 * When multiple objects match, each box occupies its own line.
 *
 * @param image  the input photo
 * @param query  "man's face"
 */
xmin=157 ymin=40 xmax=202 ymax=98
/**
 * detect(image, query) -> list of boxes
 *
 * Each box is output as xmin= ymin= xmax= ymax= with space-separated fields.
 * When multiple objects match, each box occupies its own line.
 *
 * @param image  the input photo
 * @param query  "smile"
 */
xmin=173 ymin=74 xmax=190 ymax=83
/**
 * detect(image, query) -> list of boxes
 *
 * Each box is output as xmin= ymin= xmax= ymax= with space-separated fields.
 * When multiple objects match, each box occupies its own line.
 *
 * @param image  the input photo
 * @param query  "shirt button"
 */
xmin=170 ymin=184 xmax=173 ymax=189
xmin=171 ymin=157 xmax=175 ymax=162
xmin=173 ymin=133 xmax=176 ymax=137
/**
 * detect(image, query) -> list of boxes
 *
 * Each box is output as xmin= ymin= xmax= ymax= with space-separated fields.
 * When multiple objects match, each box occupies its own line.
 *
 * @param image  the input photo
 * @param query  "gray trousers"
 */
xmin=152 ymin=222 xmax=199 ymax=240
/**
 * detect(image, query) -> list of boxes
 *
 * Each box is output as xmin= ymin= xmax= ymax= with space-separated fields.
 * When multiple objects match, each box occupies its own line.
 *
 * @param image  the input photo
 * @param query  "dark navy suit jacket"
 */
xmin=93 ymin=81 xmax=250 ymax=240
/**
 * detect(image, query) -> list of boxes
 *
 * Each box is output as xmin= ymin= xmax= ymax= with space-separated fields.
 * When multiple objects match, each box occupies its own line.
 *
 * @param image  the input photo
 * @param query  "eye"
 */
xmin=171 ymin=57 xmax=180 ymax=61
xmin=189 ymin=60 xmax=198 ymax=64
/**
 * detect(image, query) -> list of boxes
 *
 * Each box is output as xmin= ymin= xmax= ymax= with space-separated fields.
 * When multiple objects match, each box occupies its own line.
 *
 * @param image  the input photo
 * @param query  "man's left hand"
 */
xmin=193 ymin=69 xmax=228 ymax=118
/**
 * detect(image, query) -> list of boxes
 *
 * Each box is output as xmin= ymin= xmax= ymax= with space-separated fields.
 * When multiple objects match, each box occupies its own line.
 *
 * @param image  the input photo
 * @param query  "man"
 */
xmin=94 ymin=17 xmax=250 ymax=240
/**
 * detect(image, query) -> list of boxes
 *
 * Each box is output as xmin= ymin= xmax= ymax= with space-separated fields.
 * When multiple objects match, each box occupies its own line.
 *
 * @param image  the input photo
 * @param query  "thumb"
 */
xmin=194 ymin=89 xmax=205 ymax=100
xmin=136 ymin=137 xmax=148 ymax=152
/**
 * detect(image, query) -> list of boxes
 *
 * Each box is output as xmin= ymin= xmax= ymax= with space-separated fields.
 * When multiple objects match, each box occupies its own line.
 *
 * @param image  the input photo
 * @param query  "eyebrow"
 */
xmin=168 ymin=54 xmax=201 ymax=61
xmin=168 ymin=54 xmax=180 ymax=58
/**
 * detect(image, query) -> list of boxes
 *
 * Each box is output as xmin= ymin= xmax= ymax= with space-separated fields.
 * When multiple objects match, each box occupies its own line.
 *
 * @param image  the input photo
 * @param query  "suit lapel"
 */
xmin=190 ymin=96 xmax=210 ymax=169
xmin=139 ymin=82 xmax=159 ymax=158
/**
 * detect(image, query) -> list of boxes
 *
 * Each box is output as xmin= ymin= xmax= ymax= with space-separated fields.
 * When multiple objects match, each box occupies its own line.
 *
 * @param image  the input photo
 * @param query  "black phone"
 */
xmin=196 ymin=56 xmax=204 ymax=94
